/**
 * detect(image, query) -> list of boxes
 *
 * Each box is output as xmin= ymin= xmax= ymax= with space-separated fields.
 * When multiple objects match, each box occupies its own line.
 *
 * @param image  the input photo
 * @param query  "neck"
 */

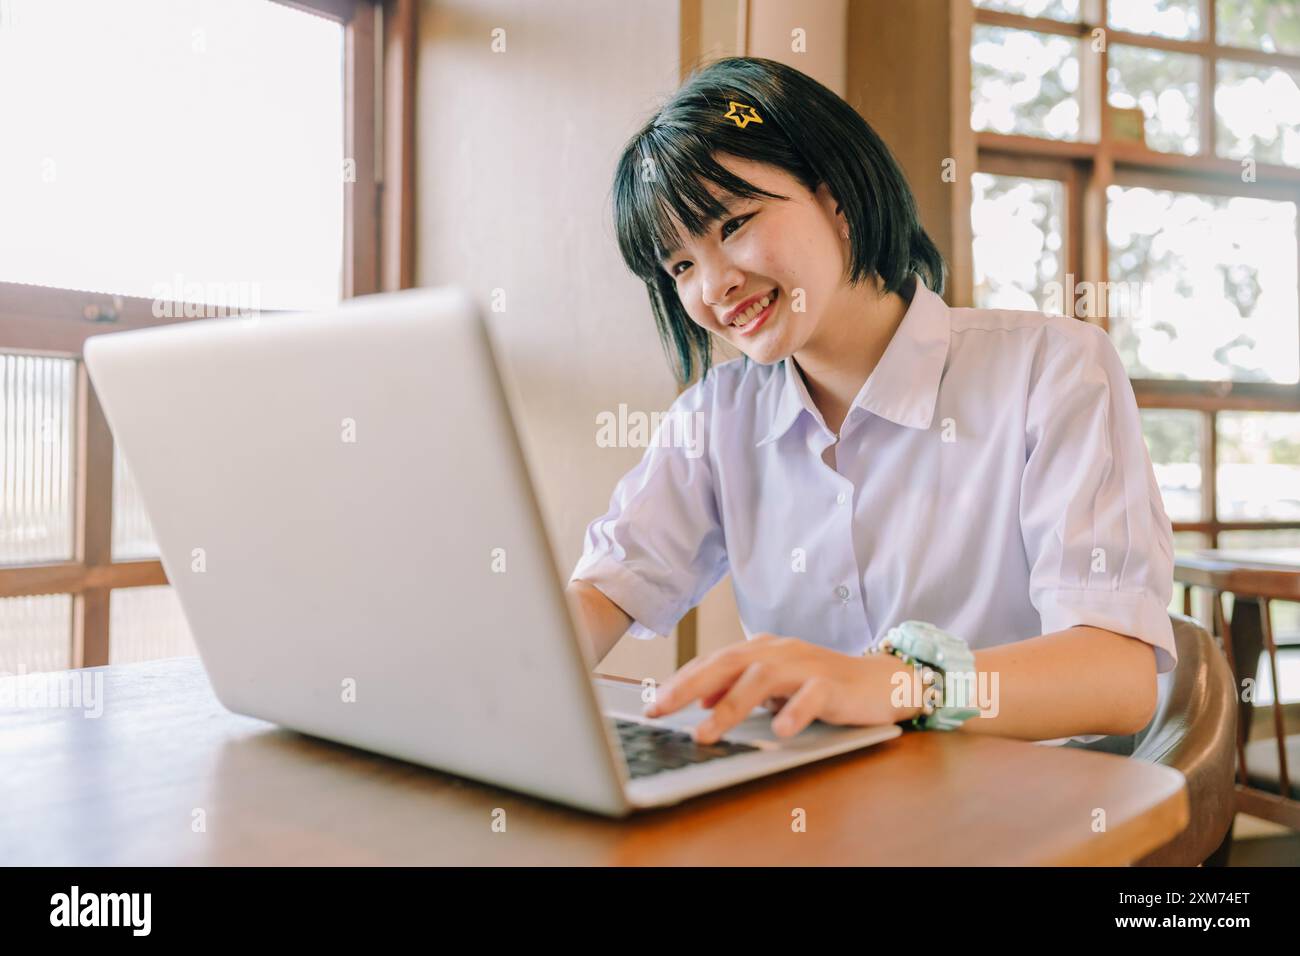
xmin=792 ymin=274 xmax=915 ymax=435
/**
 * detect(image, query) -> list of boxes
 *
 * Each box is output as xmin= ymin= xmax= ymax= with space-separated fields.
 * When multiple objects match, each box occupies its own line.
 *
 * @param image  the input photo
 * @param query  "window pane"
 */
xmin=971 ymin=173 xmax=1065 ymax=310
xmin=1248 ymin=647 xmax=1299 ymax=704
xmin=0 ymin=0 xmax=343 ymax=311
xmin=1 ymin=354 xmax=76 ymax=566
xmin=972 ymin=26 xmax=1081 ymax=140
xmin=1108 ymin=0 xmax=1201 ymax=39
xmin=1141 ymin=409 xmax=1202 ymax=521
xmin=1216 ymin=412 xmax=1300 ymax=520
xmin=109 ymin=586 xmax=196 ymax=665
xmin=112 ymin=446 xmax=160 ymax=561
xmin=1170 ymin=530 xmax=1207 ymax=616
xmin=1215 ymin=60 xmax=1300 ymax=167
xmin=973 ymin=0 xmax=1080 ymax=20
xmin=1107 ymin=184 xmax=1299 ymax=384
xmin=1107 ymin=45 xmax=1201 ymax=154
xmin=0 ymin=593 xmax=72 ymax=673
xmin=1216 ymin=0 xmax=1300 ymax=55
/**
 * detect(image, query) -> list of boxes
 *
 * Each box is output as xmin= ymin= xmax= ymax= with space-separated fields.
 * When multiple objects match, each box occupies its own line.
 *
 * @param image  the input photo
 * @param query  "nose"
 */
xmin=699 ymin=253 xmax=745 ymax=316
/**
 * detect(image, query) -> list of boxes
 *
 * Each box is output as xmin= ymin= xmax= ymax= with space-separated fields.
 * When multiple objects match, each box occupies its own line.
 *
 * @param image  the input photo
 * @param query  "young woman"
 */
xmin=565 ymin=57 xmax=1176 ymax=750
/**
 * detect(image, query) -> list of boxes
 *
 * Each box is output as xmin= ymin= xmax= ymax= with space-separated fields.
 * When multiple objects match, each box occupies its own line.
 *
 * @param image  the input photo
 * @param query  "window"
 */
xmin=0 ymin=0 xmax=410 ymax=674
xmin=974 ymin=0 xmax=1081 ymax=25
xmin=1141 ymin=408 xmax=1203 ymax=523
xmin=1107 ymin=180 xmax=1298 ymax=385
xmin=971 ymin=171 xmax=1067 ymax=309
xmin=1 ymin=355 xmax=76 ymax=566
xmin=0 ymin=0 xmax=345 ymax=309
xmin=972 ymin=0 xmax=1300 ymax=560
xmin=1107 ymin=43 xmax=1201 ymax=154
xmin=972 ymin=24 xmax=1082 ymax=140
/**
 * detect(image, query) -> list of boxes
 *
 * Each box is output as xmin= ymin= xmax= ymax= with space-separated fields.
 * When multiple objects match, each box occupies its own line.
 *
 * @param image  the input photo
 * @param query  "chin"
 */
xmin=741 ymin=344 xmax=787 ymax=365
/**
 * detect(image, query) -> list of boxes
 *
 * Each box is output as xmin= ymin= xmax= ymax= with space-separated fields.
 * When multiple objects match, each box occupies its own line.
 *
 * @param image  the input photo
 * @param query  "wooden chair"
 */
xmin=1175 ymin=555 xmax=1300 ymax=853
xmin=1130 ymin=613 xmax=1238 ymax=865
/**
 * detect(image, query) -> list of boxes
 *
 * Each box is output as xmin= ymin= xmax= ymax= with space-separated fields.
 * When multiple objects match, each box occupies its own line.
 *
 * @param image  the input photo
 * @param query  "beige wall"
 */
xmin=416 ymin=1 xmax=850 ymax=680
xmin=416 ymin=0 xmax=685 ymax=681
xmin=749 ymin=0 xmax=846 ymax=95
xmin=846 ymin=0 xmax=974 ymax=305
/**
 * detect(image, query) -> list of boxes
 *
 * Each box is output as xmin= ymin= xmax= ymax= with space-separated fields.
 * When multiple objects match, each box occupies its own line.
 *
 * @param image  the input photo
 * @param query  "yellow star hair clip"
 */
xmin=722 ymin=101 xmax=763 ymax=129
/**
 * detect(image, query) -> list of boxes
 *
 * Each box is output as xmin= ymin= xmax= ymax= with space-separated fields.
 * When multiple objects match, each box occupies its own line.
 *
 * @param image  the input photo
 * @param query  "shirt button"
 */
xmin=835 ymin=585 xmax=850 ymax=601
xmin=836 ymin=491 xmax=847 ymax=506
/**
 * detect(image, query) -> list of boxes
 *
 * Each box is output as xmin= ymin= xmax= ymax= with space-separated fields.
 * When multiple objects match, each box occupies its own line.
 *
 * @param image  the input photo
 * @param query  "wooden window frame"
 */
xmin=973 ymin=0 xmax=1300 ymax=549
xmin=0 ymin=0 xmax=417 ymax=667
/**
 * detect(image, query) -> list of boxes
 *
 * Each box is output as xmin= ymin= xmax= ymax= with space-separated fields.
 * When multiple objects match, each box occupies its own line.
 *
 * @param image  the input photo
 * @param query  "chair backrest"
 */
xmin=1132 ymin=612 xmax=1238 ymax=866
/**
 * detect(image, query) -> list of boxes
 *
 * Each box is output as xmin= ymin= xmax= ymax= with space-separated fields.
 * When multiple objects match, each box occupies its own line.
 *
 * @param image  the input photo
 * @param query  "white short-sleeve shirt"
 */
xmin=570 ymin=275 xmax=1177 ymax=742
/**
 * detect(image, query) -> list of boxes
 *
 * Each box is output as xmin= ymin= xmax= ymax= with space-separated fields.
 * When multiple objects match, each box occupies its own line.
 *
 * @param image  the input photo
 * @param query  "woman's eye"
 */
xmin=722 ymin=214 xmax=752 ymax=238
xmin=667 ymin=215 xmax=753 ymax=276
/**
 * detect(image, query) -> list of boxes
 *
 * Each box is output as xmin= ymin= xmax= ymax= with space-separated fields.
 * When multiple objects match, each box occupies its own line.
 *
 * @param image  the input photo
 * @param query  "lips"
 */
xmin=729 ymin=288 xmax=777 ymax=335
xmin=726 ymin=288 xmax=777 ymax=328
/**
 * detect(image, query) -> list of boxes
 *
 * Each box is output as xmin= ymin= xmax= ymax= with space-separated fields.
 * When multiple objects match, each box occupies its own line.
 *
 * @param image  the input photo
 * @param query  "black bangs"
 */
xmin=613 ymin=127 xmax=794 ymax=284
xmin=610 ymin=55 xmax=947 ymax=385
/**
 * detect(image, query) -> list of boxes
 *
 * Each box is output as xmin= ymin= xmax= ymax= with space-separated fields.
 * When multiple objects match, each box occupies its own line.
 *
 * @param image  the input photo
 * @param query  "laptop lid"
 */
xmin=84 ymin=287 xmax=631 ymax=817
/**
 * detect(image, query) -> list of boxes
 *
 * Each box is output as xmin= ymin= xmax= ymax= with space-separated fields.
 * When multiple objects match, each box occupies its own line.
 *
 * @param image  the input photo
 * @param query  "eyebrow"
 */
xmin=659 ymin=197 xmax=743 ymax=264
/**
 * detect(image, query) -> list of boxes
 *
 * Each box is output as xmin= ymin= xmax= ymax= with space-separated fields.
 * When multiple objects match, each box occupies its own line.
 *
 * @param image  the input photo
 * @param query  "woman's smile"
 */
xmin=729 ymin=287 xmax=778 ymax=337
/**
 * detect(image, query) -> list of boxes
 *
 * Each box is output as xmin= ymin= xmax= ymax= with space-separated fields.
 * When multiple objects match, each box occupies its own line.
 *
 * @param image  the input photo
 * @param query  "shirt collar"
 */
xmin=755 ymin=275 xmax=950 ymax=447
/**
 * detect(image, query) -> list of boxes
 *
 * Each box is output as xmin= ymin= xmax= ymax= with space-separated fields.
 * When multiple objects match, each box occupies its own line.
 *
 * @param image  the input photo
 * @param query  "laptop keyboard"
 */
xmin=612 ymin=717 xmax=760 ymax=779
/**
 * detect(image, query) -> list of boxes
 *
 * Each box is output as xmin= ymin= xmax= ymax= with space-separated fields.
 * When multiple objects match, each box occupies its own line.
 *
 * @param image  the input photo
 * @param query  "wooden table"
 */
xmin=0 ymin=657 xmax=1189 ymax=866
xmin=1174 ymin=547 xmax=1300 ymax=826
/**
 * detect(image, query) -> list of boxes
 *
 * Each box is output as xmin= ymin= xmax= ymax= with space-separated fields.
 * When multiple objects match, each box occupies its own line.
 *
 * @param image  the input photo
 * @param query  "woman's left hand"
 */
xmin=643 ymin=634 xmax=917 ymax=743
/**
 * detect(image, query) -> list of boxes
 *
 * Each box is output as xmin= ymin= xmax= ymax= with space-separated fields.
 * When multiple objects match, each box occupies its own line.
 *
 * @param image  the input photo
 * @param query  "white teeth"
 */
xmin=732 ymin=291 xmax=774 ymax=328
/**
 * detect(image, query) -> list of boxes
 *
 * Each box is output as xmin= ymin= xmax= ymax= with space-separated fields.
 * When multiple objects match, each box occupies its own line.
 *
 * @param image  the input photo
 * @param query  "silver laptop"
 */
xmin=83 ymin=287 xmax=901 ymax=817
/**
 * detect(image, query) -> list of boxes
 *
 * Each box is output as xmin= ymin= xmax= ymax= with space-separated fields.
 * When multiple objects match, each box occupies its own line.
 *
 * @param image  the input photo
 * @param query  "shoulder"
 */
xmin=949 ymin=303 xmax=1109 ymax=348
xmin=947 ymin=304 xmax=1117 ymax=377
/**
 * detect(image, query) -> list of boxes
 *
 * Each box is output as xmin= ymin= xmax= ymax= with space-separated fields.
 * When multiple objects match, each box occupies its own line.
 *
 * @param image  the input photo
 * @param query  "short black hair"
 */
xmin=611 ymin=56 xmax=946 ymax=385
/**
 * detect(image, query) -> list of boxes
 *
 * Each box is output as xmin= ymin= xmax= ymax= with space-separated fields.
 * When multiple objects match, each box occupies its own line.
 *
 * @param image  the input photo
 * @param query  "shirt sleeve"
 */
xmin=1019 ymin=318 xmax=1178 ymax=675
xmin=568 ymin=376 xmax=729 ymax=640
